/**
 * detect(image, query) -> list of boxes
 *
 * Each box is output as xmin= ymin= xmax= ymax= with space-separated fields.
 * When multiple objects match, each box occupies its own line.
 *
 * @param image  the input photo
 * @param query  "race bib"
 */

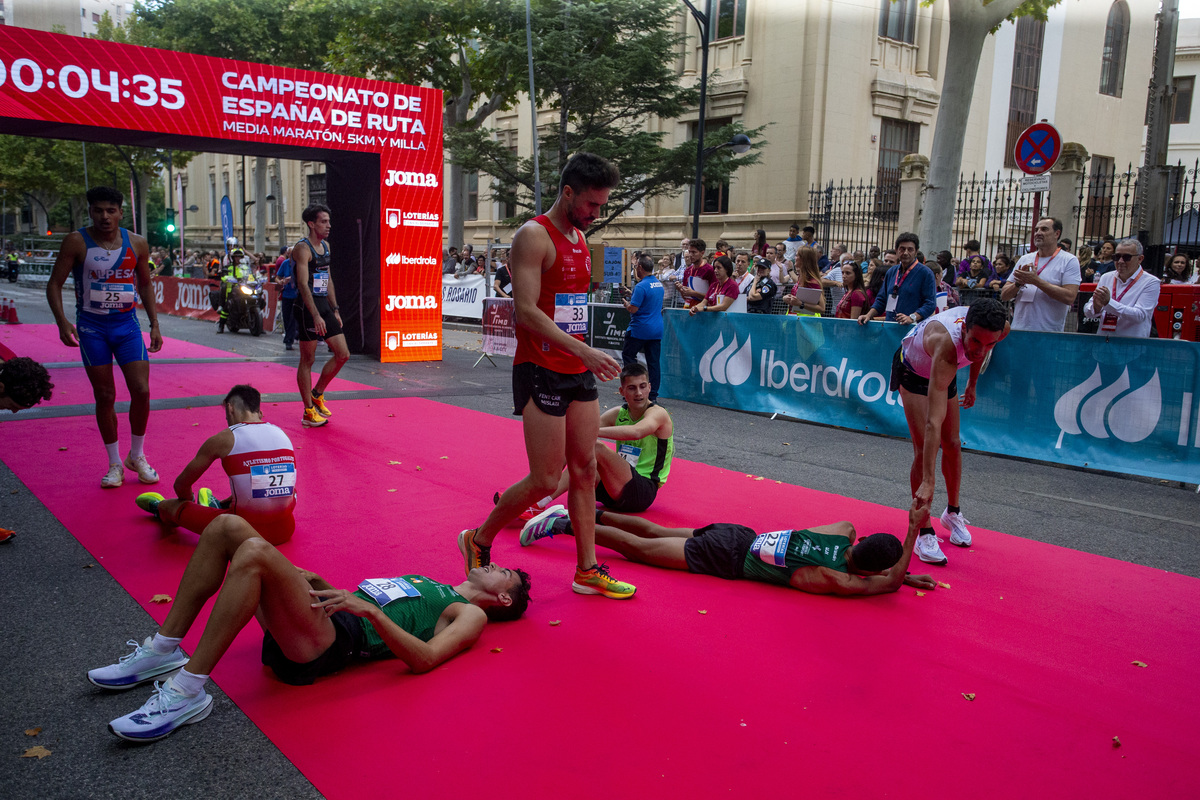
xmin=553 ymin=293 xmax=588 ymax=335
xmin=617 ymin=443 xmax=642 ymax=468
xmin=749 ymin=530 xmax=792 ymax=567
xmin=358 ymin=577 xmax=420 ymax=606
xmin=885 ymin=294 xmax=898 ymax=314
xmin=250 ymin=463 xmax=296 ymax=499
xmin=1101 ymin=312 xmax=1119 ymax=332
xmin=312 ymin=271 xmax=330 ymax=296
xmin=89 ymin=280 xmax=135 ymax=312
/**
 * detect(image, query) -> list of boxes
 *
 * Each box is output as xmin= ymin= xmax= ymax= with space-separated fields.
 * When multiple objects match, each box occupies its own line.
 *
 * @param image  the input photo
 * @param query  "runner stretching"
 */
xmin=457 ymin=152 xmax=634 ymax=599
xmin=889 ymin=298 xmax=1009 ymax=566
xmin=519 ymin=498 xmax=935 ymax=596
xmin=292 ymin=204 xmax=350 ymax=428
xmin=89 ymin=514 xmax=530 ymax=742
xmin=47 ymin=186 xmax=163 ymax=488
xmin=134 ymin=385 xmax=298 ymax=545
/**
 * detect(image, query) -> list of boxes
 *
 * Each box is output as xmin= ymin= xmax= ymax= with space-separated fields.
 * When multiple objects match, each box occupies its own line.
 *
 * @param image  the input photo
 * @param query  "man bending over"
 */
xmin=519 ymin=498 xmax=934 ymax=596
xmin=89 ymin=514 xmax=530 ymax=742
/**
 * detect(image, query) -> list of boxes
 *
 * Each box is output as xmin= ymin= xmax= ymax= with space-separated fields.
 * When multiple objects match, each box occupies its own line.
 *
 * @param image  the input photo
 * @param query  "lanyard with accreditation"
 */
xmin=1016 ymin=247 xmax=1060 ymax=304
xmin=1101 ymin=268 xmax=1142 ymax=332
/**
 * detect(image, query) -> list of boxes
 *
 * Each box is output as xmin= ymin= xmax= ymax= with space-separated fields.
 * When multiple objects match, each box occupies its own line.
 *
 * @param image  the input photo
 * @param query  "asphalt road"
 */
xmin=2 ymin=282 xmax=1195 ymax=798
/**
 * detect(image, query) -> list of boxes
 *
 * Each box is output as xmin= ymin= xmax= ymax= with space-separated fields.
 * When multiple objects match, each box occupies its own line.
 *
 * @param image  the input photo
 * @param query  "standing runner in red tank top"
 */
xmin=513 ymin=215 xmax=591 ymax=374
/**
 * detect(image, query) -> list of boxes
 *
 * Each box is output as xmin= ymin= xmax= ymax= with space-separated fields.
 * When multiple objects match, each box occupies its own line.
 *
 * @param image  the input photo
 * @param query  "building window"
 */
xmin=1173 ymin=76 xmax=1194 ymax=125
xmin=876 ymin=118 xmax=919 ymax=215
xmin=1100 ymin=1 xmax=1129 ymax=98
xmin=878 ymin=0 xmax=917 ymax=45
xmin=1084 ymin=156 xmax=1115 ymax=240
xmin=222 ymin=173 xmax=230 ymax=214
xmin=694 ymin=117 xmax=733 ymax=215
xmin=92 ymin=12 xmax=100 ymax=22
xmin=711 ymin=0 xmax=747 ymax=41
xmin=466 ymin=172 xmax=479 ymax=221
xmin=1004 ymin=16 xmax=1045 ymax=169
xmin=306 ymin=172 xmax=327 ymax=208
xmin=267 ymin=172 xmax=277 ymax=226
xmin=208 ymin=174 xmax=216 ymax=222
xmin=498 ymin=146 xmax=518 ymax=220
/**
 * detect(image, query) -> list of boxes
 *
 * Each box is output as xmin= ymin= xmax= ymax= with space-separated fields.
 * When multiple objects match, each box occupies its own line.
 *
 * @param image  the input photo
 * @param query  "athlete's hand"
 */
xmin=959 ymin=383 xmax=976 ymax=409
xmin=57 ymin=321 xmax=79 ymax=348
xmin=582 ymin=347 xmax=621 ymax=382
xmin=148 ymin=324 xmax=163 ymax=353
xmin=910 ymin=490 xmax=932 ymax=524
xmin=903 ymin=573 xmax=937 ymax=590
xmin=333 ymin=310 xmax=343 ymax=327
xmin=309 ymin=588 xmax=374 ymax=617
xmin=314 ymin=314 xmax=328 ymax=337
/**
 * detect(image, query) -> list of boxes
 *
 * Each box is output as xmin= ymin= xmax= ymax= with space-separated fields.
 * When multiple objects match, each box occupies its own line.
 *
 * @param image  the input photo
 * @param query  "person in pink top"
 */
xmin=834 ymin=261 xmax=867 ymax=319
xmin=689 ymin=256 xmax=740 ymax=314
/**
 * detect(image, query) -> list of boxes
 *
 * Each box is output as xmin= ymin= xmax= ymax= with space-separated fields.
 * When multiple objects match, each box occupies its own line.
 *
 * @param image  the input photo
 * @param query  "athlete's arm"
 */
xmin=324 ymin=259 xmax=343 ymax=325
xmin=597 ymin=405 xmax=621 ymax=428
xmin=310 ymin=591 xmax=487 ymax=674
xmin=599 ymin=406 xmax=669 ymax=441
xmin=173 ymin=430 xmax=233 ymax=500
xmin=131 ymin=235 xmax=162 ymax=353
xmin=961 ymin=358 xmax=982 ymax=410
xmin=510 ymin=221 xmax=619 ymax=381
xmin=47 ymin=232 xmax=86 ymax=347
xmin=917 ymin=329 xmax=955 ymax=507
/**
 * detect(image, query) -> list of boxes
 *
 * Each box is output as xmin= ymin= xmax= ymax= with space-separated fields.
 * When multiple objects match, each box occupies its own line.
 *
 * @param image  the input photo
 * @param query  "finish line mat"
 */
xmin=1 ymin=323 xmax=236 ymax=363
xmin=2 ymin=397 xmax=1196 ymax=799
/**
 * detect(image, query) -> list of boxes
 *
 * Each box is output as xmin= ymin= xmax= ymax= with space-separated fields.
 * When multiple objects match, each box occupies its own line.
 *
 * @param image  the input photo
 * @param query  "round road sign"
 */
xmin=1014 ymin=122 xmax=1062 ymax=176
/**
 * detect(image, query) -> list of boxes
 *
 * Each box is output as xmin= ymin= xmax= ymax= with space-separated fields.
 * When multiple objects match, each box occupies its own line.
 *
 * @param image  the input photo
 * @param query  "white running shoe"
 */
xmin=101 ymin=463 xmax=124 ymax=489
xmin=940 ymin=509 xmax=973 ymax=547
xmin=108 ymin=679 xmax=213 ymax=742
xmin=88 ymin=637 xmax=189 ymax=690
xmin=124 ymin=453 xmax=160 ymax=484
xmin=520 ymin=505 xmax=569 ymax=546
xmin=915 ymin=532 xmax=948 ymax=565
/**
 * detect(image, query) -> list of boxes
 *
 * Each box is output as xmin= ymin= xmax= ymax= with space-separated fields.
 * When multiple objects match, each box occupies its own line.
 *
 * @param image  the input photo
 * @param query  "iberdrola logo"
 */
xmin=699 ymin=333 xmax=753 ymax=393
xmin=1053 ymin=366 xmax=1161 ymax=448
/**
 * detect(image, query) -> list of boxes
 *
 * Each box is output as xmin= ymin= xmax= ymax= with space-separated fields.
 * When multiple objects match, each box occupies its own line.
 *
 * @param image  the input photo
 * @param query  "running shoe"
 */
xmin=0 ymin=528 xmax=15 ymax=544
xmin=915 ymin=532 xmax=948 ymax=566
xmin=520 ymin=505 xmax=568 ymax=546
xmin=458 ymin=529 xmax=491 ymax=576
xmin=312 ymin=392 xmax=332 ymax=418
xmin=88 ymin=637 xmax=189 ymax=690
xmin=572 ymin=564 xmax=637 ymax=599
xmin=124 ymin=453 xmax=160 ymax=485
xmin=108 ymin=679 xmax=213 ymax=742
xmin=136 ymin=492 xmax=165 ymax=519
xmin=940 ymin=509 xmax=973 ymax=547
xmin=302 ymin=406 xmax=328 ymax=427
xmin=101 ymin=463 xmax=124 ymax=489
xmin=197 ymin=488 xmax=220 ymax=509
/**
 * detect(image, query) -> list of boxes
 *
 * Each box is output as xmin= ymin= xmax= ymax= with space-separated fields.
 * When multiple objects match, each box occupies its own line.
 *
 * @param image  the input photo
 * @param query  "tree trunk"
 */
xmin=919 ymin=0 xmax=1029 ymax=253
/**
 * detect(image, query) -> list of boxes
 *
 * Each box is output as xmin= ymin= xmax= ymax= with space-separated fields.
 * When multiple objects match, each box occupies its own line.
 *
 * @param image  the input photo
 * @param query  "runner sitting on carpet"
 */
xmin=518 ymin=497 xmax=935 ymax=596
xmin=504 ymin=362 xmax=674 ymax=519
xmin=89 ymin=514 xmax=531 ymax=742
xmin=0 ymin=355 xmax=54 ymax=412
xmin=133 ymin=385 xmax=299 ymax=545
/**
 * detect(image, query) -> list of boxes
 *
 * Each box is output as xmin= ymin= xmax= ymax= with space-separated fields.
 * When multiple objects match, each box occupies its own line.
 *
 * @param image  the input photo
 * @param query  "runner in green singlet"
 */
xmin=88 ymin=514 xmax=530 ymax=742
xmin=520 ymin=496 xmax=937 ymax=597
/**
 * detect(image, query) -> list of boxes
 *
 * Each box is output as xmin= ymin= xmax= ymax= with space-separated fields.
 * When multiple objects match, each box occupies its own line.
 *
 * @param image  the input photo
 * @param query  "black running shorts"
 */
xmin=683 ymin=523 xmax=757 ymax=581
xmin=295 ymin=297 xmax=343 ymax=343
xmin=261 ymin=609 xmax=365 ymax=686
xmin=596 ymin=464 xmax=659 ymax=513
xmin=512 ymin=361 xmax=598 ymax=417
xmin=889 ymin=347 xmax=956 ymax=398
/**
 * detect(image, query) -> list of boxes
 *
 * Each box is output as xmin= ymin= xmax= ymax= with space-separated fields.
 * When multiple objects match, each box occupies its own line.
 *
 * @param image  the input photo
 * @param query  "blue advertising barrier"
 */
xmin=660 ymin=310 xmax=1200 ymax=483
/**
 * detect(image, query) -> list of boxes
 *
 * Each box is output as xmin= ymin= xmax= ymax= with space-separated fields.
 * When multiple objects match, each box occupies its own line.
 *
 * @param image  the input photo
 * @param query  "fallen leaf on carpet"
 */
xmin=24 ymin=728 xmax=41 ymax=736
xmin=1112 ymin=736 xmax=1121 ymax=748
xmin=915 ymin=591 xmax=926 ymax=597
xmin=490 ymin=648 xmax=502 ymax=653
xmin=440 ymin=456 xmax=448 ymax=459
xmin=388 ymin=414 xmax=395 ymax=417
xmin=549 ymin=620 xmax=561 ymax=626
xmin=782 ymin=442 xmax=791 ymax=446
xmin=775 ymin=481 xmax=781 ymax=484
xmin=740 ymin=723 xmax=746 ymax=727
xmin=150 ymin=594 xmax=173 ymax=604
xmin=1132 ymin=661 xmax=1148 ymax=668
xmin=962 ymin=693 xmax=976 ymax=701
xmin=192 ymin=423 xmax=199 ymax=426
xmin=387 ymin=489 xmax=396 ymax=492
xmin=388 ymin=461 xmax=401 ymax=465
xmin=58 ymin=447 xmax=68 ymax=451
xmin=83 ymin=563 xmax=94 ymax=569
xmin=937 ymin=581 xmax=951 ymax=589
xmin=21 ymin=746 xmax=51 ymax=760
xmin=415 ymin=466 xmax=422 ymax=471
xmin=698 ymin=610 xmax=707 ymax=615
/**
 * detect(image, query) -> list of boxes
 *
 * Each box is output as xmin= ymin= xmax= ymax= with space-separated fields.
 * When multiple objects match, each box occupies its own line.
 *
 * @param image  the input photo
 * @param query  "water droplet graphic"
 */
xmin=1080 ymin=368 xmax=1130 ymax=439
xmin=1108 ymin=370 xmax=1160 ymax=443
xmin=724 ymin=335 xmax=753 ymax=386
xmin=1054 ymin=365 xmax=1102 ymax=448
xmin=712 ymin=335 xmax=740 ymax=384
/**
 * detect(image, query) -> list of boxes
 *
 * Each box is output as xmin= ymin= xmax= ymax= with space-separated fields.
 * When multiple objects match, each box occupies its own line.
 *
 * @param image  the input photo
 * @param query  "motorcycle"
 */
xmin=211 ymin=274 xmax=267 ymax=335
xmin=5 ymin=255 xmax=20 ymax=283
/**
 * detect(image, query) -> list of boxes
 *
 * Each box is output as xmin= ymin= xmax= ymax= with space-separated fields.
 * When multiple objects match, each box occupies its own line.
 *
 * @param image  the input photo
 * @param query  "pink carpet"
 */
xmin=2 ymin=398 xmax=1196 ymax=799
xmin=1 ymin=323 xmax=250 ymax=362
xmin=39 ymin=362 xmax=376 ymax=407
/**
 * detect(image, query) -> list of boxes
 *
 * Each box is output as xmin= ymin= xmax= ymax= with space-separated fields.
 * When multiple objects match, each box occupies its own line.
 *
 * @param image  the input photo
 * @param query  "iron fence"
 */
xmin=808 ymin=178 xmax=899 ymax=257
xmin=948 ymin=171 xmax=1047 ymax=259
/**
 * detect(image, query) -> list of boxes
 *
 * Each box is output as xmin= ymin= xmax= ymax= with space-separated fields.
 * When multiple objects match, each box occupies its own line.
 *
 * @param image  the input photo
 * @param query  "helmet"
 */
xmin=230 ymin=247 xmax=245 ymax=258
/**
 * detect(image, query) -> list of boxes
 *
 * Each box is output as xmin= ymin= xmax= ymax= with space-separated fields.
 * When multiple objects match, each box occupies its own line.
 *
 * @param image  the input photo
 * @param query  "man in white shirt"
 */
xmin=1000 ymin=217 xmax=1081 ymax=331
xmin=1083 ymin=239 xmax=1161 ymax=338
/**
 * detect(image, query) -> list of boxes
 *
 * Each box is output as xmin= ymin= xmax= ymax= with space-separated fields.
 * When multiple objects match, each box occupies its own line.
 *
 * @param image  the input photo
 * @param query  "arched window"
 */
xmin=1099 ymin=1 xmax=1129 ymax=97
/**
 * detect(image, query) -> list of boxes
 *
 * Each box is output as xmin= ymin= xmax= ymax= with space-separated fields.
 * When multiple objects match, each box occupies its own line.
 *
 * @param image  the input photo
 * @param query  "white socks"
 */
xmin=151 ymin=633 xmax=182 ymax=654
xmin=105 ymin=441 xmax=120 ymax=465
xmin=130 ymin=434 xmax=146 ymax=459
xmin=170 ymin=668 xmax=209 ymax=697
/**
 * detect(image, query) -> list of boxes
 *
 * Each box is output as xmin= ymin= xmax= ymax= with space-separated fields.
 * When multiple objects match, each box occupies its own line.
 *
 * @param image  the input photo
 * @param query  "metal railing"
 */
xmin=808 ymin=178 xmax=899 ymax=257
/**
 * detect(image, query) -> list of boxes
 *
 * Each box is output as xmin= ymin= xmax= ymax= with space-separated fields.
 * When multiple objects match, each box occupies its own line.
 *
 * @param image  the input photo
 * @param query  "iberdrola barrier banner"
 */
xmin=660 ymin=310 xmax=1200 ymax=483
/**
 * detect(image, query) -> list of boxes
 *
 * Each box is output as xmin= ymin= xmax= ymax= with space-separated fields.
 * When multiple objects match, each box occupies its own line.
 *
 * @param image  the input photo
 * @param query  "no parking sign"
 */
xmin=1014 ymin=122 xmax=1062 ymax=175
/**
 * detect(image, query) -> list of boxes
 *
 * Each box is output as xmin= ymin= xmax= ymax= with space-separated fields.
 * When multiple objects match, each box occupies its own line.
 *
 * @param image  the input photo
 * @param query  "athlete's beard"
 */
xmin=566 ymin=203 xmax=592 ymax=231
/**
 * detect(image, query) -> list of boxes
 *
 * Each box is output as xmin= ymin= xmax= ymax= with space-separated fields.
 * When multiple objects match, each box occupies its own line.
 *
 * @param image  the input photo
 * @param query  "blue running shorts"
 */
xmin=76 ymin=312 xmax=148 ymax=367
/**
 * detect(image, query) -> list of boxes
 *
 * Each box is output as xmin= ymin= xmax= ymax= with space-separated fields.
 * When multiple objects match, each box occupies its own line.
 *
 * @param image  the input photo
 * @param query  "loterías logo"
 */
xmin=1053 ymin=365 xmax=1161 ymax=448
xmin=699 ymin=333 xmax=753 ymax=392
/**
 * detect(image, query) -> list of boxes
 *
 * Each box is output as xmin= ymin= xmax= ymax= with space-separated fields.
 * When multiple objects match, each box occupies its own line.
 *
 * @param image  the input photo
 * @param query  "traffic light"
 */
xmin=165 ymin=208 xmax=176 ymax=233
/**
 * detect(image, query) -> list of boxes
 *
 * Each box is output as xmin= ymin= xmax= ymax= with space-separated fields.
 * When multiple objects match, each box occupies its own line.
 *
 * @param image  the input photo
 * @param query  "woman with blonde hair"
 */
xmin=783 ymin=246 xmax=826 ymax=316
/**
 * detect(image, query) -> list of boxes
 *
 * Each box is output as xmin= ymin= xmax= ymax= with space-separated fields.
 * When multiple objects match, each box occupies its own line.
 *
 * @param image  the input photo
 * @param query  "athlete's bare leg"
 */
xmin=563 ymin=398 xmax=602 ymax=570
xmin=594 ymin=443 xmax=634 ymax=498
xmin=940 ymin=398 xmax=962 ymax=509
xmin=596 ymin=509 xmax=693 ymax=539
xmin=85 ymin=364 xmax=119 ymax=445
xmin=900 ymin=387 xmax=933 ymax=528
xmin=593 ymin=525 xmax=689 ymax=570
xmin=311 ymin=333 xmax=350 ymax=396
xmin=119 ymin=359 xmax=151 ymax=436
xmin=297 ymin=340 xmax=319 ymax=407
xmin=475 ymin=401 xmax=566 ymax=544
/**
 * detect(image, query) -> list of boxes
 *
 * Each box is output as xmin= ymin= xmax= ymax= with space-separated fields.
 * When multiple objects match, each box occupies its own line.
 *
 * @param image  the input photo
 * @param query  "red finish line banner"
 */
xmin=0 ymin=26 xmax=443 ymax=363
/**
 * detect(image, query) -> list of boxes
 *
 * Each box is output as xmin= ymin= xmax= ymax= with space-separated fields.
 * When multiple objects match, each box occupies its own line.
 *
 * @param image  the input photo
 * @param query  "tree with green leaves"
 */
xmin=918 ymin=0 xmax=1060 ymax=252
xmin=447 ymin=0 xmax=766 ymax=236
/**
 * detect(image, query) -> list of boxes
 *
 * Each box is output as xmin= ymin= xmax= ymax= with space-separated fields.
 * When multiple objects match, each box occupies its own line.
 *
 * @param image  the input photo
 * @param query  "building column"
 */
xmin=898 ymin=154 xmax=929 ymax=235
xmin=1049 ymin=142 xmax=1088 ymax=249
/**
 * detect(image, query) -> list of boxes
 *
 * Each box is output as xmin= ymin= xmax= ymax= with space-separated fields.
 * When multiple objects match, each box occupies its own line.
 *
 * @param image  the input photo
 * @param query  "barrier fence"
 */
xmin=135 ymin=275 xmax=279 ymax=330
xmin=659 ymin=309 xmax=1200 ymax=484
